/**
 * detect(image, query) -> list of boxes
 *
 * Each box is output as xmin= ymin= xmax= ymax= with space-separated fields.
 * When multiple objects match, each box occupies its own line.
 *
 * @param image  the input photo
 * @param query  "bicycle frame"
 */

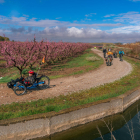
xmin=13 ymin=81 xmax=45 ymax=90
xmin=119 ymin=54 xmax=123 ymax=61
xmin=108 ymin=57 xmax=112 ymax=62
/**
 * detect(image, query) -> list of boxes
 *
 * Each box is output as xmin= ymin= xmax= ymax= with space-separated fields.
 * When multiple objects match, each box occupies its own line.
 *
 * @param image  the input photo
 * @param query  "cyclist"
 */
xmin=10 ymin=70 xmax=36 ymax=87
xmin=113 ymin=50 xmax=117 ymax=58
xmin=103 ymin=47 xmax=107 ymax=58
xmin=119 ymin=49 xmax=124 ymax=61
xmin=106 ymin=48 xmax=113 ymax=63
xmin=107 ymin=49 xmax=113 ymax=59
xmin=24 ymin=70 xmax=36 ymax=86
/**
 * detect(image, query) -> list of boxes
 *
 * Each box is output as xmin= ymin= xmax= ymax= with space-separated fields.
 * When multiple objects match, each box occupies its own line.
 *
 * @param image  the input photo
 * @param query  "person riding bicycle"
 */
xmin=107 ymin=49 xmax=113 ymax=59
xmin=24 ymin=70 xmax=36 ymax=86
xmin=10 ymin=70 xmax=36 ymax=87
xmin=103 ymin=47 xmax=107 ymax=58
xmin=119 ymin=49 xmax=124 ymax=61
xmin=113 ymin=51 xmax=117 ymax=58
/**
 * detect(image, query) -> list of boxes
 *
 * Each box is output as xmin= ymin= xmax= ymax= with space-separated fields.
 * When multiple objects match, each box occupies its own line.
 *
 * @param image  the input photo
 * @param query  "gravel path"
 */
xmin=0 ymin=49 xmax=132 ymax=105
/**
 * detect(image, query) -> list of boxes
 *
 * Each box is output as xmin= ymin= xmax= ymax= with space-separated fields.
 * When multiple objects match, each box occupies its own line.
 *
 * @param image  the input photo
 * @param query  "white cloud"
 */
xmin=85 ymin=13 xmax=96 ymax=17
xmin=2 ymin=26 xmax=140 ymax=43
xmin=44 ymin=26 xmax=107 ymax=39
xmin=0 ymin=15 xmax=122 ymax=28
xmin=0 ymin=29 xmax=10 ymax=33
xmin=104 ymin=14 xmax=115 ymax=17
xmin=131 ymin=0 xmax=140 ymax=1
xmin=2 ymin=12 xmax=140 ymax=43
xmin=108 ymin=25 xmax=140 ymax=33
xmin=67 ymin=27 xmax=84 ymax=37
xmin=114 ymin=12 xmax=140 ymax=24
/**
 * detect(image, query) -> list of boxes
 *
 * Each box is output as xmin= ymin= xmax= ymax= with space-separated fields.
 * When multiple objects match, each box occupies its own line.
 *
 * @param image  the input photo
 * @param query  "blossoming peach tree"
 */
xmin=0 ymin=40 xmax=91 ymax=75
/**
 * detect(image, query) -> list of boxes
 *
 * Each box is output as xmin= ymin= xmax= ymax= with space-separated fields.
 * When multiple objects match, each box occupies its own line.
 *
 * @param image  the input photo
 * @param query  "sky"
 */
xmin=0 ymin=0 xmax=140 ymax=43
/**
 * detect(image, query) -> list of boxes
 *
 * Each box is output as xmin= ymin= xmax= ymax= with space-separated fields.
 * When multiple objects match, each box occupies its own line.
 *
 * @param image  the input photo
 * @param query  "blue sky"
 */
xmin=0 ymin=0 xmax=140 ymax=43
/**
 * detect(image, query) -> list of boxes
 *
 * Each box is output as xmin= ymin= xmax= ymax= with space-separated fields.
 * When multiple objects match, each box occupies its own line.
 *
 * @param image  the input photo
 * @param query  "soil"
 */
xmin=0 ymin=49 xmax=132 ymax=106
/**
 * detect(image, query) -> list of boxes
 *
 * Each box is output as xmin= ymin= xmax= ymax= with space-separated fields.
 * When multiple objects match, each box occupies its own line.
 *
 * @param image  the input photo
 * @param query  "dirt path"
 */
xmin=0 ymin=49 xmax=132 ymax=105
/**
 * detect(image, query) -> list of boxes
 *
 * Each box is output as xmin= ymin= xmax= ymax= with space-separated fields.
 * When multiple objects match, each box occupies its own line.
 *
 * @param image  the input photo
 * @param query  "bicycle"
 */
xmin=106 ymin=56 xmax=113 ymax=66
xmin=119 ymin=54 xmax=123 ymax=61
xmin=7 ymin=73 xmax=50 ymax=96
xmin=103 ymin=52 xmax=106 ymax=58
xmin=113 ymin=53 xmax=117 ymax=58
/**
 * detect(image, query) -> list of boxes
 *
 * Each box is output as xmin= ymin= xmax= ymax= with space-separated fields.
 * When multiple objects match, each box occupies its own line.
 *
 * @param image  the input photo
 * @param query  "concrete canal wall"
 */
xmin=0 ymin=87 xmax=140 ymax=140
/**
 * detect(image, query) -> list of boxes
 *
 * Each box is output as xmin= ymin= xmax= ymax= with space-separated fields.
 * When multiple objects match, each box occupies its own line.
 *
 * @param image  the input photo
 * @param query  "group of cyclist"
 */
xmin=103 ymin=47 xmax=125 ymax=63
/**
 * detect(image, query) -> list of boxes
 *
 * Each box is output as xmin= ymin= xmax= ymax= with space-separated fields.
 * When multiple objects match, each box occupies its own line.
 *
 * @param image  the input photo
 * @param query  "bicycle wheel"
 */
xmin=38 ymin=75 xmax=50 ymax=89
xmin=107 ymin=59 xmax=109 ymax=66
xmin=14 ymin=83 xmax=26 ymax=96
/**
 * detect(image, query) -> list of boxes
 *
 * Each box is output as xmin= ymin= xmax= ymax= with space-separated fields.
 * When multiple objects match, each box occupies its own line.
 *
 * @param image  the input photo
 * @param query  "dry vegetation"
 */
xmin=116 ymin=42 xmax=140 ymax=58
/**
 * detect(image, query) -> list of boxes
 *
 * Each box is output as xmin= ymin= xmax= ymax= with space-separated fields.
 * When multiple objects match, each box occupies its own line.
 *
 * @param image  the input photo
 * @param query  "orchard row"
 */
xmin=0 ymin=41 xmax=92 ymax=74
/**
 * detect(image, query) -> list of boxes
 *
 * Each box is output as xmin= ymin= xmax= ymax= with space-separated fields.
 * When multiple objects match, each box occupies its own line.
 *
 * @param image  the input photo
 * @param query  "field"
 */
xmin=0 ymin=41 xmax=139 ymax=121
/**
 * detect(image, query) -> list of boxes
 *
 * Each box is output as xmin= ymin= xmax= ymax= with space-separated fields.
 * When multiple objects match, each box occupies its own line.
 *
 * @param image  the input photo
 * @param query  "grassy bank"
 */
xmin=0 ymin=55 xmax=139 ymax=120
xmin=0 ymin=49 xmax=103 ymax=83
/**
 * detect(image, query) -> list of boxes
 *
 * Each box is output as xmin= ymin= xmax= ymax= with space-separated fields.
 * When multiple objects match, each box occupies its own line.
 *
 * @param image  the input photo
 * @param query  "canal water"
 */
xmin=32 ymin=99 xmax=140 ymax=140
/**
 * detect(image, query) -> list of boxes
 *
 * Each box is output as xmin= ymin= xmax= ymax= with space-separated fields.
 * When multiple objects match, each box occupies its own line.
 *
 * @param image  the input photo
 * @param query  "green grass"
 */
xmin=51 ymin=49 xmax=102 ymax=70
xmin=49 ymin=49 xmax=103 ymax=79
xmin=0 ymin=56 xmax=140 ymax=120
xmin=0 ymin=67 xmax=19 ymax=83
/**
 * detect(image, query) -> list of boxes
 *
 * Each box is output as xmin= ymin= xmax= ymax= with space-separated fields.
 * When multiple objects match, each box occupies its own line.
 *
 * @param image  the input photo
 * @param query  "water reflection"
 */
xmin=32 ymin=99 xmax=140 ymax=140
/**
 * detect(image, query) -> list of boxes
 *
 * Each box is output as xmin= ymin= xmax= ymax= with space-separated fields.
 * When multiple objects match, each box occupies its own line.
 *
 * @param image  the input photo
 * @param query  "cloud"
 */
xmin=2 ymin=12 xmax=140 ymax=43
xmin=10 ymin=26 xmax=25 ymax=33
xmin=108 ymin=25 xmax=140 ymax=33
xmin=131 ymin=0 xmax=140 ymax=1
xmin=0 ymin=15 xmax=123 ymax=28
xmin=1 ymin=26 xmax=140 ymax=43
xmin=67 ymin=27 xmax=85 ymax=37
xmin=85 ymin=13 xmax=96 ymax=17
xmin=28 ymin=27 xmax=32 ymax=32
xmin=114 ymin=11 xmax=140 ymax=24
xmin=44 ymin=26 xmax=107 ymax=39
xmin=0 ymin=28 xmax=10 ymax=33
xmin=0 ymin=0 xmax=4 ymax=3
xmin=104 ymin=14 xmax=115 ymax=17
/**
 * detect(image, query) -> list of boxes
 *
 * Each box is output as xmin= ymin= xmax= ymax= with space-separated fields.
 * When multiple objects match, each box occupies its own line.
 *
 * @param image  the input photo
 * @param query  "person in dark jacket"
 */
xmin=10 ymin=70 xmax=36 ymax=87
xmin=113 ymin=51 xmax=117 ymax=58
xmin=103 ymin=47 xmax=107 ymax=58
xmin=24 ymin=70 xmax=36 ymax=86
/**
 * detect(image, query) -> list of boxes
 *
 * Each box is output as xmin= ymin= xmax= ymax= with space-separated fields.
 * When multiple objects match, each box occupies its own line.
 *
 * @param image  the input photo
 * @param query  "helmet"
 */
xmin=28 ymin=70 xmax=34 ymax=74
xmin=109 ymin=48 xmax=111 ymax=51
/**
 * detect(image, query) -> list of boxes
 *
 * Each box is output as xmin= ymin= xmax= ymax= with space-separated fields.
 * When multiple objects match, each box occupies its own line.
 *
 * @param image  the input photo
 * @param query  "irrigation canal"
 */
xmin=32 ymin=99 xmax=140 ymax=140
